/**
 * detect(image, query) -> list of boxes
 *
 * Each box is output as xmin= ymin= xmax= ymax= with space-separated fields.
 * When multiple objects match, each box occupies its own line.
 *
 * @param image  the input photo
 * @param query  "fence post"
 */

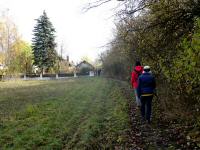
xmin=24 ymin=74 xmax=26 ymax=80
xmin=74 ymin=72 xmax=77 ymax=78
xmin=40 ymin=73 xmax=43 ymax=79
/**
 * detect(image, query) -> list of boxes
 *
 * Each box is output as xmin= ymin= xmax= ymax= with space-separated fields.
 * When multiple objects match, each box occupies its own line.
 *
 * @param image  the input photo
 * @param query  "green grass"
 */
xmin=0 ymin=77 xmax=130 ymax=149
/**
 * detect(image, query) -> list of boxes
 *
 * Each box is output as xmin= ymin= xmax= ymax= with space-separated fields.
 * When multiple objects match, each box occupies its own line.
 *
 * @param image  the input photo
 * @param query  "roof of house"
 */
xmin=76 ymin=60 xmax=95 ymax=69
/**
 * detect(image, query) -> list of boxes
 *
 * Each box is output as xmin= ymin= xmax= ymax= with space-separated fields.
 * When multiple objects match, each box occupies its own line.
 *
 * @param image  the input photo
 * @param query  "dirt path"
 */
xmin=127 ymin=91 xmax=170 ymax=150
xmin=128 ymin=100 xmax=170 ymax=150
xmin=120 ymin=85 xmax=199 ymax=150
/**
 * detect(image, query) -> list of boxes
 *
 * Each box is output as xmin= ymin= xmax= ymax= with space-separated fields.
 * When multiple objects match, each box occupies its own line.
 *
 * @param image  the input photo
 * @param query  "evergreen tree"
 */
xmin=32 ymin=11 xmax=57 ymax=73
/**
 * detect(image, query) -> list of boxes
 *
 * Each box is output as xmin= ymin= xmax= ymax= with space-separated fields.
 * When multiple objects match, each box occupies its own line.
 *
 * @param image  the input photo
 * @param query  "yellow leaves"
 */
xmin=0 ymin=52 xmax=5 ymax=64
xmin=0 ymin=16 xmax=22 ymax=74
xmin=11 ymin=39 xmax=31 ymax=57
xmin=9 ymin=40 xmax=33 ymax=73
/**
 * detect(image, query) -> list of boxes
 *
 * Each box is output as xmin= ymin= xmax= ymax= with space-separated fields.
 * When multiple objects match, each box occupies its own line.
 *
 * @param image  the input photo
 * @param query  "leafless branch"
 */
xmin=82 ymin=0 xmax=112 ymax=13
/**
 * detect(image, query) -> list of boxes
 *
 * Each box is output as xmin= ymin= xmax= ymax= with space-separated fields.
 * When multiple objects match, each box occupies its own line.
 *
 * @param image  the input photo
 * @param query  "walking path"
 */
xmin=120 ymin=85 xmax=199 ymax=150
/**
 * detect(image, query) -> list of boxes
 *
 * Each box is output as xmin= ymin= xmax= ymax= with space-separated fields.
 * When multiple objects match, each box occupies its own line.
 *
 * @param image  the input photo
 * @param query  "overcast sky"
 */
xmin=0 ymin=0 xmax=120 ymax=63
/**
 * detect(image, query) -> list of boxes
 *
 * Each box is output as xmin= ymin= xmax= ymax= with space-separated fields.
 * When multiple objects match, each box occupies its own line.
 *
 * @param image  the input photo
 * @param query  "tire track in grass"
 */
xmin=0 ymin=78 xmax=130 ymax=149
xmin=62 ymin=78 xmax=111 ymax=149
xmin=63 ymin=78 xmax=130 ymax=149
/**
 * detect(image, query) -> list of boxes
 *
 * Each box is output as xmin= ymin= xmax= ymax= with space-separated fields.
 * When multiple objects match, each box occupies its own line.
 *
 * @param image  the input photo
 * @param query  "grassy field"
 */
xmin=0 ymin=77 xmax=130 ymax=149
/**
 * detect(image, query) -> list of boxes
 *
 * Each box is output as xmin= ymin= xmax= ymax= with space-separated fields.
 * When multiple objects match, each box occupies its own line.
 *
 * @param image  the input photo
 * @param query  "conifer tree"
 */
xmin=32 ymin=11 xmax=57 ymax=73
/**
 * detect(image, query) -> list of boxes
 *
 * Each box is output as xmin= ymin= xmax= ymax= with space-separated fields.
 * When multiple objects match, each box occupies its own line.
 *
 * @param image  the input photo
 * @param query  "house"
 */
xmin=59 ymin=56 xmax=75 ymax=73
xmin=32 ymin=56 xmax=75 ymax=74
xmin=76 ymin=60 xmax=95 ymax=76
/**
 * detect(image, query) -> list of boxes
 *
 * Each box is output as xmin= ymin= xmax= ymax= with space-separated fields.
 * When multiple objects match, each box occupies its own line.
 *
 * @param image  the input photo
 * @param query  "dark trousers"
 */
xmin=140 ymin=96 xmax=153 ymax=122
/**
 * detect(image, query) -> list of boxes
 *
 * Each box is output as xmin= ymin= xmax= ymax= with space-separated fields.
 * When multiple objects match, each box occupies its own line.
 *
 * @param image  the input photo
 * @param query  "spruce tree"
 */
xmin=32 ymin=11 xmax=57 ymax=73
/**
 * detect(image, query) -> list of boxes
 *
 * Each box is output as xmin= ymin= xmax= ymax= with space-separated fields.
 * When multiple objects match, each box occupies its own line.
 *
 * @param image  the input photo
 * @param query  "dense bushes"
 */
xmin=100 ymin=0 xmax=200 ymax=116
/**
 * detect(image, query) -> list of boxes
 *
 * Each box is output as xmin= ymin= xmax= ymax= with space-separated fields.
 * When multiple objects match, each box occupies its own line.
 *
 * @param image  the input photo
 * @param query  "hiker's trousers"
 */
xmin=134 ymin=89 xmax=141 ymax=106
xmin=140 ymin=96 xmax=153 ymax=122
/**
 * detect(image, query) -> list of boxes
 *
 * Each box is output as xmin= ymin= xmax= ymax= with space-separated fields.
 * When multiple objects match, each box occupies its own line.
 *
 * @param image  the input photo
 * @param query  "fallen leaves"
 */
xmin=120 ymin=84 xmax=200 ymax=150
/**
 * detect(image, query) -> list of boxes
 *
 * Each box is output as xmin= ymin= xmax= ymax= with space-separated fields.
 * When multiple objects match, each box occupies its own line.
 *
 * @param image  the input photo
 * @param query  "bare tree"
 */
xmin=0 ymin=10 xmax=19 ymax=66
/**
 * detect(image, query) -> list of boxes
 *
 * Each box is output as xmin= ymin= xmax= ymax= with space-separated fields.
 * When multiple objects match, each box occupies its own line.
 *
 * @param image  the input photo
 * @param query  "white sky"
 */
xmin=0 ymin=0 xmax=120 ymax=63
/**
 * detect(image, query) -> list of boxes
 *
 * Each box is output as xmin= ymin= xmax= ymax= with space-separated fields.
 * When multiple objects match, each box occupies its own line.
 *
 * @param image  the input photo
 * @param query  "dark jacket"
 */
xmin=137 ymin=72 xmax=156 ymax=97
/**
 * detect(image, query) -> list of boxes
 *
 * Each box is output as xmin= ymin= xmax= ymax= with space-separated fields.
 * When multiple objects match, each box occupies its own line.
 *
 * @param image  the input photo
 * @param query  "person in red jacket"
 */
xmin=131 ymin=61 xmax=143 ymax=107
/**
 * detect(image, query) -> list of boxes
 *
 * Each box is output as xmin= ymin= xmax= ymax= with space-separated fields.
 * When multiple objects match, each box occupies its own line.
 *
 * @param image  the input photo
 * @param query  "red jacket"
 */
xmin=131 ymin=66 xmax=143 ymax=88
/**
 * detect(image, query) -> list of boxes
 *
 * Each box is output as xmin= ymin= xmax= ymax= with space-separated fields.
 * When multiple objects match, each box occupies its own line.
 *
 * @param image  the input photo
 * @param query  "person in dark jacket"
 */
xmin=137 ymin=66 xmax=156 ymax=124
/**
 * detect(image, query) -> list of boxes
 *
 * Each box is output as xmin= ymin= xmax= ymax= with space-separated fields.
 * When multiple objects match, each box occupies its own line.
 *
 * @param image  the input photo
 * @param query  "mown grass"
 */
xmin=0 ymin=77 xmax=130 ymax=149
